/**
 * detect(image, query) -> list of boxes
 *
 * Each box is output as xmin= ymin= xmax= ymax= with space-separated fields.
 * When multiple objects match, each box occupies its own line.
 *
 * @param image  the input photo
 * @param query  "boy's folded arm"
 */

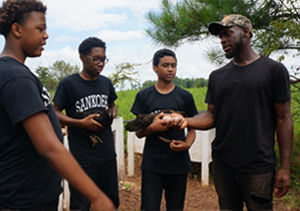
xmin=135 ymin=113 xmax=168 ymax=138
xmin=53 ymin=103 xmax=103 ymax=131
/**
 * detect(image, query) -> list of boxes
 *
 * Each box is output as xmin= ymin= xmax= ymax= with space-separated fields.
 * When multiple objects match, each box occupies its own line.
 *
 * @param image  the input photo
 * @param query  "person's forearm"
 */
xmin=22 ymin=112 xmax=111 ymax=204
xmin=135 ymin=113 xmax=168 ymax=138
xmin=136 ymin=125 xmax=155 ymax=138
xmin=185 ymin=128 xmax=196 ymax=148
xmin=276 ymin=114 xmax=293 ymax=171
xmin=55 ymin=110 xmax=83 ymax=127
xmin=186 ymin=111 xmax=214 ymax=130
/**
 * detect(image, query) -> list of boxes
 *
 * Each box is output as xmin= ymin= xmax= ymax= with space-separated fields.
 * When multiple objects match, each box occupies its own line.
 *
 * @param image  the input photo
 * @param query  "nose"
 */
xmin=44 ymin=31 xmax=49 ymax=40
xmin=168 ymin=65 xmax=174 ymax=72
xmin=220 ymin=35 xmax=227 ymax=46
xmin=97 ymin=60 xmax=105 ymax=67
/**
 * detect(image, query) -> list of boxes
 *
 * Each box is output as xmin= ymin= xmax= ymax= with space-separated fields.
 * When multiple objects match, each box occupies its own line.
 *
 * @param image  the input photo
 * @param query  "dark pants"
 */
xmin=0 ymin=198 xmax=58 ymax=211
xmin=212 ymin=156 xmax=274 ymax=211
xmin=70 ymin=158 xmax=119 ymax=211
xmin=141 ymin=169 xmax=187 ymax=211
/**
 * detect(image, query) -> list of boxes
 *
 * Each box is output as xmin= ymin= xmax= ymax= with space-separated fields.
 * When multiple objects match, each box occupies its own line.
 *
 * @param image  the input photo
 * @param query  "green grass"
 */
xmin=186 ymin=87 xmax=208 ymax=111
xmin=115 ymin=89 xmax=139 ymax=121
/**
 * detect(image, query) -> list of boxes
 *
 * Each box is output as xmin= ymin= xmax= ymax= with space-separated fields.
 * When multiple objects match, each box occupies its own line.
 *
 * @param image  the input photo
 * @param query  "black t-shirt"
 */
xmin=0 ymin=57 xmax=62 ymax=208
xmin=53 ymin=73 xmax=117 ymax=166
xmin=206 ymin=56 xmax=290 ymax=173
xmin=131 ymin=85 xmax=198 ymax=174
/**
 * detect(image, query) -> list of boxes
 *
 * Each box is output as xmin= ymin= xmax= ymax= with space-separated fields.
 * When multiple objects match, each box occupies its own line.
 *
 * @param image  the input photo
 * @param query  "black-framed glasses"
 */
xmin=86 ymin=55 xmax=109 ymax=64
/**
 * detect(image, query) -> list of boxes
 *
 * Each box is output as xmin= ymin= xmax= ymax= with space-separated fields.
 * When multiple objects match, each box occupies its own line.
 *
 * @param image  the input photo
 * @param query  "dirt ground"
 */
xmin=118 ymin=154 xmax=297 ymax=211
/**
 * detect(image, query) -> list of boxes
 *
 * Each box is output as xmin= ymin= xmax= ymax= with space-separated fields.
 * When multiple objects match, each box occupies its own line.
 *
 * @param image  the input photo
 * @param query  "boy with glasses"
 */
xmin=53 ymin=37 xmax=119 ymax=211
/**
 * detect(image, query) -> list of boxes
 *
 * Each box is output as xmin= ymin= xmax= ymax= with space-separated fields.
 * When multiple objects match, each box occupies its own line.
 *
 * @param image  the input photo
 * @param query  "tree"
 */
xmin=49 ymin=60 xmax=80 ymax=82
xmin=146 ymin=0 xmax=300 ymax=51
xmin=36 ymin=66 xmax=57 ymax=92
xmin=36 ymin=60 xmax=79 ymax=92
xmin=141 ymin=80 xmax=156 ymax=89
xmin=146 ymin=0 xmax=300 ymax=77
xmin=140 ymin=77 xmax=208 ymax=89
xmin=108 ymin=62 xmax=141 ymax=90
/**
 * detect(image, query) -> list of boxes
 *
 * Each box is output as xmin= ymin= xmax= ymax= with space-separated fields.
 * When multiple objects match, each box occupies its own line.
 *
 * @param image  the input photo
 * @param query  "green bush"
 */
xmin=115 ymin=89 xmax=139 ymax=121
xmin=186 ymin=87 xmax=207 ymax=111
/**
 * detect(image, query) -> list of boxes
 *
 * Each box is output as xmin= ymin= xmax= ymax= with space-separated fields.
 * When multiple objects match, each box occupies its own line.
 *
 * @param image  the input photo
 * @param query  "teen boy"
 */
xmin=130 ymin=49 xmax=198 ymax=211
xmin=53 ymin=37 xmax=119 ymax=211
xmin=0 ymin=1 xmax=114 ymax=210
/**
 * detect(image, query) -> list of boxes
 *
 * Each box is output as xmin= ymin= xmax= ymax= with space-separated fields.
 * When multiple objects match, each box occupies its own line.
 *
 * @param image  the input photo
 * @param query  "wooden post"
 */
xmin=112 ymin=117 xmax=125 ymax=181
xmin=127 ymin=132 xmax=135 ymax=176
xmin=58 ymin=128 xmax=70 ymax=211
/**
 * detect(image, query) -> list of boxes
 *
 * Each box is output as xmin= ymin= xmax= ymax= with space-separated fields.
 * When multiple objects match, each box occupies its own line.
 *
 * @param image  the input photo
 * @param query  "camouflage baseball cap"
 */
xmin=208 ymin=14 xmax=253 ymax=36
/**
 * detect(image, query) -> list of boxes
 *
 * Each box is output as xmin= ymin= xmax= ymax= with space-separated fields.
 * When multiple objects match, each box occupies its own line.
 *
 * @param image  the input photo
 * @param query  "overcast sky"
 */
xmin=0 ymin=0 xmax=298 ymax=84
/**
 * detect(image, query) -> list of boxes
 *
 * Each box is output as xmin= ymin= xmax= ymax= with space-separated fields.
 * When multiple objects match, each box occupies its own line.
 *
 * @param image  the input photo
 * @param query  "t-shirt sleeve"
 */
xmin=205 ymin=73 xmax=215 ymax=105
xmin=272 ymin=63 xmax=290 ymax=102
xmin=53 ymin=81 xmax=69 ymax=109
xmin=3 ymin=77 xmax=47 ymax=125
xmin=130 ymin=91 xmax=147 ymax=115
xmin=108 ymin=79 xmax=117 ymax=103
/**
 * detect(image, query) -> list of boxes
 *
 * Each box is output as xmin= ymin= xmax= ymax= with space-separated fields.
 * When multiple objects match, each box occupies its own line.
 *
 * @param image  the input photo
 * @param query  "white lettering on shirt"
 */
xmin=75 ymin=94 xmax=108 ymax=112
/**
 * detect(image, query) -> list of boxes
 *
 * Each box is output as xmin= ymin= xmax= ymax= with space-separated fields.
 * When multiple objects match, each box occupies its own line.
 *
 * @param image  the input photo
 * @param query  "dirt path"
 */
xmin=118 ymin=154 xmax=296 ymax=211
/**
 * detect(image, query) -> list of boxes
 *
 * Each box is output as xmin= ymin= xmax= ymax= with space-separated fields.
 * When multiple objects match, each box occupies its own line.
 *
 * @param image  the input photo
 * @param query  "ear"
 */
xmin=153 ymin=65 xmax=158 ymax=73
xmin=243 ymin=27 xmax=251 ymax=39
xmin=10 ymin=23 xmax=22 ymax=38
xmin=79 ymin=54 xmax=86 ymax=63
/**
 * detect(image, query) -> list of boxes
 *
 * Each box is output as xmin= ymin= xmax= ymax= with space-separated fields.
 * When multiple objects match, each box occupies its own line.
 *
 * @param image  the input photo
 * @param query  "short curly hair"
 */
xmin=152 ymin=48 xmax=177 ymax=67
xmin=78 ymin=37 xmax=106 ymax=55
xmin=0 ymin=0 xmax=46 ymax=36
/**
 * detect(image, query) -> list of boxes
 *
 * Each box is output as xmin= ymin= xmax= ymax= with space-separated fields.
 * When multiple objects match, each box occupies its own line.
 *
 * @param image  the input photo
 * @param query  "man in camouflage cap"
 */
xmin=181 ymin=14 xmax=293 ymax=210
xmin=208 ymin=14 xmax=253 ymax=37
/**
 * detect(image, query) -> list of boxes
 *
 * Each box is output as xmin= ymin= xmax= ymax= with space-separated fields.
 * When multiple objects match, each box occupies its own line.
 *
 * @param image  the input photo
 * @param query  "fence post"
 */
xmin=112 ymin=117 xmax=125 ymax=181
xmin=201 ymin=129 xmax=215 ymax=186
xmin=127 ymin=132 xmax=135 ymax=176
xmin=58 ymin=129 xmax=70 ymax=211
xmin=201 ymin=130 xmax=210 ymax=186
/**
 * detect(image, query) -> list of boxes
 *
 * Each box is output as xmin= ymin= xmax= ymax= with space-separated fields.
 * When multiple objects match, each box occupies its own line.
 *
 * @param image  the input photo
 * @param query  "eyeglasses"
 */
xmin=86 ymin=55 xmax=109 ymax=64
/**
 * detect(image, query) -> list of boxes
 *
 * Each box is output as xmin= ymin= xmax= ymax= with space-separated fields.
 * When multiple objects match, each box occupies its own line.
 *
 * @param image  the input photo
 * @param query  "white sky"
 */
xmin=0 ymin=0 xmax=298 ymax=84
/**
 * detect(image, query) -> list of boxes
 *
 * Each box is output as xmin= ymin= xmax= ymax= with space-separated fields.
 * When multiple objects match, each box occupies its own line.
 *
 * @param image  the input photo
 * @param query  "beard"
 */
xmin=225 ymin=34 xmax=243 ymax=59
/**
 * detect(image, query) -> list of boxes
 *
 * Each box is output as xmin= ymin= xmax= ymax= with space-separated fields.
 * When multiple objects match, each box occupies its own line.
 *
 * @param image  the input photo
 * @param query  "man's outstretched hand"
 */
xmin=161 ymin=112 xmax=188 ymax=130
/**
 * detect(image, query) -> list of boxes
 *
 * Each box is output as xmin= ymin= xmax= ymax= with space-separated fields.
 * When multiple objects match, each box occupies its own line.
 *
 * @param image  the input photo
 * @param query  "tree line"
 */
xmin=141 ymin=77 xmax=208 ymax=89
xmin=36 ymin=60 xmax=208 ymax=93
